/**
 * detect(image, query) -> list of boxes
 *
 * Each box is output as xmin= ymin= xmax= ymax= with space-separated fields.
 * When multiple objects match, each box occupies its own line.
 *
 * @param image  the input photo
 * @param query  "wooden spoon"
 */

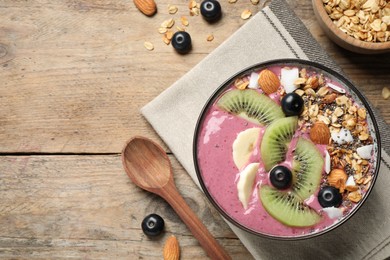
xmin=122 ymin=136 xmax=231 ymax=260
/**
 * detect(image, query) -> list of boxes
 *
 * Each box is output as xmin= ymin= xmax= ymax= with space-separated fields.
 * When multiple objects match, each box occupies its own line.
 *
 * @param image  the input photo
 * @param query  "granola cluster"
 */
xmin=323 ymin=0 xmax=390 ymax=43
xmin=291 ymin=67 xmax=374 ymax=207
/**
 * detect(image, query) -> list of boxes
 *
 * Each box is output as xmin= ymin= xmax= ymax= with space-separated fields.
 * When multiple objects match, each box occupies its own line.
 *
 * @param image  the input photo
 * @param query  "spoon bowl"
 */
xmin=122 ymin=137 xmax=171 ymax=191
xmin=121 ymin=136 xmax=231 ymax=260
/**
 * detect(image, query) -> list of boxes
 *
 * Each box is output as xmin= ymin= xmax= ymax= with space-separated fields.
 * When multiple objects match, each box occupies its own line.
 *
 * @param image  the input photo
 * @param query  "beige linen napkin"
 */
xmin=142 ymin=0 xmax=390 ymax=259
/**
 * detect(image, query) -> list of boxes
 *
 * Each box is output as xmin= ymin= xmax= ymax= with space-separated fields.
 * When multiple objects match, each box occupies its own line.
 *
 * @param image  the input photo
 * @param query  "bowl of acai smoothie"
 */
xmin=193 ymin=59 xmax=381 ymax=240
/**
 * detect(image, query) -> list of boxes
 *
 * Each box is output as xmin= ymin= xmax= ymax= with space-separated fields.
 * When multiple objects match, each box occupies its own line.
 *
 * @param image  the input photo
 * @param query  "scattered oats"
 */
xmin=348 ymin=190 xmax=362 ymax=203
xmin=166 ymin=31 xmax=174 ymax=40
xmin=168 ymin=5 xmax=178 ymax=14
xmin=181 ymin=16 xmax=189 ymax=26
xmin=189 ymin=0 xmax=197 ymax=9
xmin=294 ymin=78 xmax=307 ymax=85
xmin=162 ymin=35 xmax=170 ymax=45
xmin=161 ymin=18 xmax=175 ymax=28
xmin=190 ymin=7 xmax=200 ymax=16
xmin=251 ymin=0 xmax=260 ymax=5
xmin=357 ymin=108 xmax=366 ymax=119
xmin=158 ymin=27 xmax=168 ymax=34
xmin=323 ymin=0 xmax=390 ymax=42
xmin=359 ymin=132 xmax=369 ymax=141
xmin=189 ymin=0 xmax=200 ymax=16
xmin=229 ymin=0 xmax=237 ymax=3
xmin=382 ymin=87 xmax=390 ymax=99
xmin=241 ymin=9 xmax=252 ymax=20
xmin=334 ymin=107 xmax=344 ymax=117
xmin=295 ymin=89 xmax=305 ymax=96
xmin=317 ymin=86 xmax=329 ymax=96
xmin=144 ymin=41 xmax=154 ymax=51
xmin=176 ymin=26 xmax=186 ymax=31
xmin=207 ymin=34 xmax=214 ymax=41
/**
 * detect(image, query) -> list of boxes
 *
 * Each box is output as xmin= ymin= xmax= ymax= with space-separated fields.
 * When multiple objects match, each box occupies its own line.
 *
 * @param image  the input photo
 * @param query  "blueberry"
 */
xmin=318 ymin=186 xmax=342 ymax=208
xmin=171 ymin=31 xmax=192 ymax=54
xmin=281 ymin=92 xmax=304 ymax=116
xmin=200 ymin=0 xmax=222 ymax=22
xmin=269 ymin=165 xmax=292 ymax=190
xmin=141 ymin=213 xmax=165 ymax=237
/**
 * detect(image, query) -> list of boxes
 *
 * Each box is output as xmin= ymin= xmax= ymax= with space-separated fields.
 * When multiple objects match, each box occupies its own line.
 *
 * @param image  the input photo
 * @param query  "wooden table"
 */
xmin=0 ymin=0 xmax=389 ymax=259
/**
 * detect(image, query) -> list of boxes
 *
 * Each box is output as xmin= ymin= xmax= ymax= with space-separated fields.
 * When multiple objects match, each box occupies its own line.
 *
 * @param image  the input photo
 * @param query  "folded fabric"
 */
xmin=142 ymin=0 xmax=390 ymax=258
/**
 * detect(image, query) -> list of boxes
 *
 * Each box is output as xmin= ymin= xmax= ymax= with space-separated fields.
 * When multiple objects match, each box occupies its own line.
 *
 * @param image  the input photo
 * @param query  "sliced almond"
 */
xmin=323 ymin=93 xmax=337 ymax=104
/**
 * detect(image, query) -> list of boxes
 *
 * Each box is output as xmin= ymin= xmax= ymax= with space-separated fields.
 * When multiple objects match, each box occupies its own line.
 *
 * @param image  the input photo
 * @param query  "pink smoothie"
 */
xmin=195 ymin=65 xmax=375 ymax=238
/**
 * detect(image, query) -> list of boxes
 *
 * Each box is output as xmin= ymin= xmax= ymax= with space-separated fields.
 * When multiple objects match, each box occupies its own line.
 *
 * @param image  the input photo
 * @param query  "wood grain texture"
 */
xmin=0 ymin=0 xmax=389 ymax=259
xmin=0 ymin=0 xmax=386 ymax=153
xmin=0 ymin=155 xmax=250 ymax=259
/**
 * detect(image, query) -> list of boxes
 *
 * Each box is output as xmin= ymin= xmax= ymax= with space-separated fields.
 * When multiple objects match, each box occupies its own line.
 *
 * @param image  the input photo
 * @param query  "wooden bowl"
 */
xmin=312 ymin=0 xmax=390 ymax=54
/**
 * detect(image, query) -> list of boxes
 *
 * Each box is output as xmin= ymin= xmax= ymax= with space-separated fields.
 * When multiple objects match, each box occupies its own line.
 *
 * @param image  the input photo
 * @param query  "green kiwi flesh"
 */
xmin=259 ymin=185 xmax=321 ymax=227
xmin=260 ymin=116 xmax=298 ymax=171
xmin=291 ymin=138 xmax=324 ymax=200
xmin=216 ymin=89 xmax=284 ymax=126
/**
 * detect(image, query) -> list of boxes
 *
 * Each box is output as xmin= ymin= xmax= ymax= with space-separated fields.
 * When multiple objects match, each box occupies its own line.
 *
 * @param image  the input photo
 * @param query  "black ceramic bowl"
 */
xmin=193 ymin=59 xmax=381 ymax=240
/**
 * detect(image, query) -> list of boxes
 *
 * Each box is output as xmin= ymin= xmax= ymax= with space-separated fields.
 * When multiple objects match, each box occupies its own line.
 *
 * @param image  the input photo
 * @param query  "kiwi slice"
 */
xmin=291 ymin=138 xmax=324 ymax=200
xmin=260 ymin=116 xmax=298 ymax=171
xmin=259 ymin=185 xmax=321 ymax=227
xmin=216 ymin=89 xmax=284 ymax=125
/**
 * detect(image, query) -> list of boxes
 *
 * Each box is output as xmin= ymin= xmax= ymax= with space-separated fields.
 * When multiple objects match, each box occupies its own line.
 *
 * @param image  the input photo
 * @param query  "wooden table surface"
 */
xmin=0 ymin=0 xmax=389 ymax=259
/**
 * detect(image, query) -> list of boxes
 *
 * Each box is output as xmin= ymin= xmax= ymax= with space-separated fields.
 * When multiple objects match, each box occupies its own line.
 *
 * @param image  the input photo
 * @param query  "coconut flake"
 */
xmin=248 ymin=72 xmax=259 ymax=89
xmin=281 ymin=67 xmax=299 ymax=93
xmin=346 ymin=175 xmax=356 ymax=187
xmin=331 ymin=128 xmax=353 ymax=145
xmin=322 ymin=207 xmax=343 ymax=219
xmin=357 ymin=144 xmax=373 ymax=159
xmin=325 ymin=151 xmax=331 ymax=174
xmin=327 ymin=82 xmax=346 ymax=94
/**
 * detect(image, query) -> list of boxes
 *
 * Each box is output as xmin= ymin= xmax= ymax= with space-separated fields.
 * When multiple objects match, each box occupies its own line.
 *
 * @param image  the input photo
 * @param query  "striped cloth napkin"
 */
xmin=141 ymin=0 xmax=390 ymax=258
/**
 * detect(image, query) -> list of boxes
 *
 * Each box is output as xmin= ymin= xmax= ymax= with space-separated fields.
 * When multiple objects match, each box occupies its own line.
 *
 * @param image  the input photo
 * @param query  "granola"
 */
xmin=323 ymin=0 xmax=390 ymax=43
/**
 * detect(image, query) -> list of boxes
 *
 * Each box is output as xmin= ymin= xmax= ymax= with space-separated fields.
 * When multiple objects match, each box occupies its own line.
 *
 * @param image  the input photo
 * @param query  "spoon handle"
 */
xmin=161 ymin=183 xmax=231 ymax=260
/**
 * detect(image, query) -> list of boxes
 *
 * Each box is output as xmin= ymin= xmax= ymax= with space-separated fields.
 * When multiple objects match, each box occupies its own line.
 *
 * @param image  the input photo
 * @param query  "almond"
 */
xmin=258 ymin=69 xmax=280 ymax=94
xmin=163 ymin=235 xmax=180 ymax=260
xmin=323 ymin=93 xmax=337 ymax=104
xmin=134 ymin=0 xmax=157 ymax=16
xmin=328 ymin=169 xmax=347 ymax=192
xmin=310 ymin=122 xmax=330 ymax=144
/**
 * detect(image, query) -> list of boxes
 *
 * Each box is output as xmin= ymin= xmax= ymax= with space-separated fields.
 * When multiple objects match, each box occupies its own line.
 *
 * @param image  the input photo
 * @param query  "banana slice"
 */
xmin=232 ymin=127 xmax=261 ymax=170
xmin=237 ymin=163 xmax=260 ymax=209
